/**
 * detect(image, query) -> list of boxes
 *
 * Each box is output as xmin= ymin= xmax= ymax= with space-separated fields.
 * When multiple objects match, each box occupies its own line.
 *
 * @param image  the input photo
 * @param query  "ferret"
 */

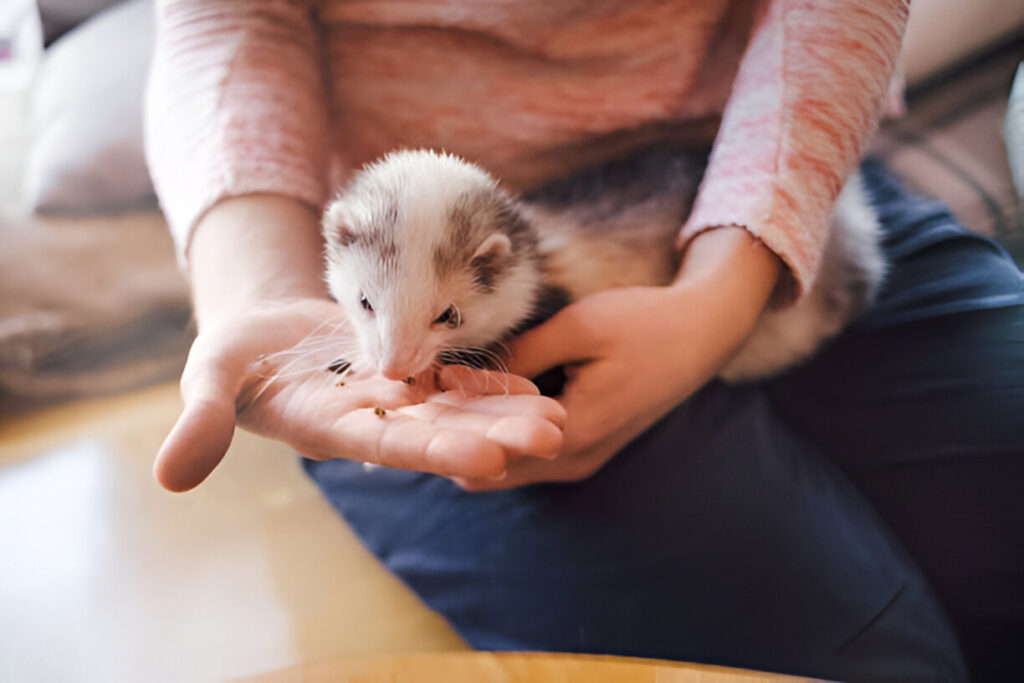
xmin=322 ymin=148 xmax=884 ymax=384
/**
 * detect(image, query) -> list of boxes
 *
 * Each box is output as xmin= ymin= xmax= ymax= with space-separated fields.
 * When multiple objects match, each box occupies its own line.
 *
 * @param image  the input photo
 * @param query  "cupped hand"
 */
xmin=448 ymin=285 xmax=722 ymax=490
xmin=451 ymin=227 xmax=780 ymax=491
xmin=155 ymin=297 xmax=565 ymax=492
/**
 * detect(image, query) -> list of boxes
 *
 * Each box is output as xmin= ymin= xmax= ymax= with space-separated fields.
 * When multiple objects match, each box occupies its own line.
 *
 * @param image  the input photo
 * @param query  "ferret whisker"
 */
xmin=454 ymin=346 xmax=504 ymax=371
xmin=490 ymin=338 xmax=512 ymax=361
xmin=264 ymin=321 xmax=354 ymax=358
xmin=259 ymin=337 xmax=357 ymax=363
xmin=257 ymin=364 xmax=342 ymax=381
xmin=444 ymin=345 xmax=512 ymax=396
xmin=249 ymin=332 xmax=362 ymax=406
xmin=463 ymin=346 xmax=510 ymax=375
xmin=282 ymin=314 xmax=350 ymax=350
xmin=321 ymin=320 xmax=356 ymax=337
xmin=255 ymin=352 xmax=355 ymax=381
xmin=248 ymin=355 xmax=357 ymax=408
xmin=259 ymin=347 xmax=347 ymax=367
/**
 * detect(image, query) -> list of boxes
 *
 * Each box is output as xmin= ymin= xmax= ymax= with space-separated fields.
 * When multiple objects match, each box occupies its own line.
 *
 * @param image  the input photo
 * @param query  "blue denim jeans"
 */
xmin=305 ymin=160 xmax=1024 ymax=682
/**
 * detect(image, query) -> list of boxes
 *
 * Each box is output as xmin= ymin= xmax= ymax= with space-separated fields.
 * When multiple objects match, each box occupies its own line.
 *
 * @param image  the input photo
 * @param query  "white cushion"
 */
xmin=23 ymin=0 xmax=154 ymax=213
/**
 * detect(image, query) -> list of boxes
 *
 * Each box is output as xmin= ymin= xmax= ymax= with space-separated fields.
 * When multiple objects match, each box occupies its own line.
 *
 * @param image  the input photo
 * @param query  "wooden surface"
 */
xmin=239 ymin=652 xmax=830 ymax=683
xmin=0 ymin=383 xmax=467 ymax=683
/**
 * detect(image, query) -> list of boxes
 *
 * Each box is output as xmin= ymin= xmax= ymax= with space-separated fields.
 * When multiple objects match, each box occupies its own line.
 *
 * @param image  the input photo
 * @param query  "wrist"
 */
xmin=671 ymin=225 xmax=782 ymax=332
xmin=188 ymin=194 xmax=329 ymax=328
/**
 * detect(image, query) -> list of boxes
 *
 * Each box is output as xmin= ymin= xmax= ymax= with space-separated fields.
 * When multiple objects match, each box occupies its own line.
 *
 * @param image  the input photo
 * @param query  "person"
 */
xmin=145 ymin=1 xmax=1023 ymax=680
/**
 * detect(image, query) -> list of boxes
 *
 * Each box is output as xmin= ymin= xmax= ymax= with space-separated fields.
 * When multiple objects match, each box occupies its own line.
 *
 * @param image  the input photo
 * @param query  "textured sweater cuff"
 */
xmin=680 ymin=177 xmax=810 ymax=306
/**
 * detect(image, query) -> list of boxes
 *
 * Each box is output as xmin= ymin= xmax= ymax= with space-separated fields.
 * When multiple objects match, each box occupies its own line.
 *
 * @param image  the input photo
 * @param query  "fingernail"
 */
xmin=487 ymin=470 xmax=508 ymax=482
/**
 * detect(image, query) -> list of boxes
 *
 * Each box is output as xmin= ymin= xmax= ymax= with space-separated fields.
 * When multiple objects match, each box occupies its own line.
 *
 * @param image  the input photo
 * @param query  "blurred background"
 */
xmin=0 ymin=1 xmax=1021 ymax=681
xmin=0 ymin=0 xmax=1021 ymax=413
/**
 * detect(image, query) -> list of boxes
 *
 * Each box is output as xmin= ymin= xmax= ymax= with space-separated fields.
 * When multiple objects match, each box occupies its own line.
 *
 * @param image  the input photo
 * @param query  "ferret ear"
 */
xmin=323 ymin=202 xmax=358 ymax=247
xmin=470 ymin=234 xmax=511 ymax=290
xmin=470 ymin=233 xmax=511 ymax=263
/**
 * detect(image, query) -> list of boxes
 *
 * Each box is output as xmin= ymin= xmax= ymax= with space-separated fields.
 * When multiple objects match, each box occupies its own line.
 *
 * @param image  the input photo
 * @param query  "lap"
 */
xmin=767 ymin=159 xmax=1024 ymax=679
xmin=768 ymin=159 xmax=1024 ymax=474
xmin=304 ymin=383 xmax=965 ymax=680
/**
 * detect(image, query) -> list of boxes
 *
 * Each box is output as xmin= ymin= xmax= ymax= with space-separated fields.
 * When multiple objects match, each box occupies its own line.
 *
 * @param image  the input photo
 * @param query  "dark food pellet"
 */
xmin=327 ymin=358 xmax=352 ymax=374
xmin=374 ymin=406 xmax=387 ymax=418
xmin=403 ymin=377 xmax=415 ymax=385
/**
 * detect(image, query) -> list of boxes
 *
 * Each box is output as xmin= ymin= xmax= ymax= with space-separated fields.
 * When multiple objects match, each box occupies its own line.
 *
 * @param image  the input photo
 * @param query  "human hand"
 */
xmin=452 ymin=227 xmax=780 ymax=491
xmin=154 ymin=297 xmax=565 ymax=491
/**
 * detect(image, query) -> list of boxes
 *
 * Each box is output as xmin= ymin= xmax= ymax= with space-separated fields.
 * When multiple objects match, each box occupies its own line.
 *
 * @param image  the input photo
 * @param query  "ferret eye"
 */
xmin=434 ymin=305 xmax=461 ymax=328
xmin=360 ymin=294 xmax=374 ymax=314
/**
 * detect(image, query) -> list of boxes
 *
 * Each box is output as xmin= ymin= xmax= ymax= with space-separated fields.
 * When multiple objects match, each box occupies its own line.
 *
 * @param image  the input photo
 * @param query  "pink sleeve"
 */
xmin=679 ymin=0 xmax=909 ymax=302
xmin=145 ymin=0 xmax=329 ymax=264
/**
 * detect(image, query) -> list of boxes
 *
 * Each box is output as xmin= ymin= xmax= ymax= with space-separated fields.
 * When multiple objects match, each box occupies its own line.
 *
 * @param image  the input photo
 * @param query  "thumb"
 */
xmin=508 ymin=306 xmax=598 ymax=379
xmin=154 ymin=365 xmax=239 ymax=492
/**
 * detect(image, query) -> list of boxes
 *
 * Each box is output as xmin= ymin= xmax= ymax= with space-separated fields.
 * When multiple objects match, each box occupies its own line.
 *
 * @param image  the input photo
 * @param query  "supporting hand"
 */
xmin=451 ymin=226 xmax=780 ymax=491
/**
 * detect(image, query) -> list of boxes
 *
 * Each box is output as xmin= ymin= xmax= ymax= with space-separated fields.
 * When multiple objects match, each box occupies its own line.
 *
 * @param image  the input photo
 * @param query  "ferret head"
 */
xmin=323 ymin=150 xmax=542 ymax=380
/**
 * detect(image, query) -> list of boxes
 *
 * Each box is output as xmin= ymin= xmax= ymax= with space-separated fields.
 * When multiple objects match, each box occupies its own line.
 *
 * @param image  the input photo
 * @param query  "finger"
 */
xmin=427 ymin=391 xmax=567 ymax=429
xmin=317 ymin=408 xmax=509 ymax=479
xmin=553 ymin=358 xmax=676 ymax=463
xmin=154 ymin=372 xmax=238 ymax=492
xmin=444 ymin=377 xmax=612 ymax=492
xmin=507 ymin=307 xmax=599 ymax=379
xmin=436 ymin=365 xmax=539 ymax=396
xmin=449 ymin=450 xmax=588 ymax=491
xmin=554 ymin=361 xmax=636 ymax=454
xmin=398 ymin=400 xmax=563 ymax=458
xmin=452 ymin=425 xmax=624 ymax=493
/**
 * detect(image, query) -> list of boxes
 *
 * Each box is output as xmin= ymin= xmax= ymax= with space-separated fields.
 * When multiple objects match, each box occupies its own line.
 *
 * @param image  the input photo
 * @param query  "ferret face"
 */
xmin=323 ymin=150 xmax=541 ymax=380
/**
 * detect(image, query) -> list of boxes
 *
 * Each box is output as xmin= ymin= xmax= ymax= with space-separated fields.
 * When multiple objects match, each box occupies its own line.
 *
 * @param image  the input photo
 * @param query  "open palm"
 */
xmin=155 ymin=297 xmax=564 ymax=491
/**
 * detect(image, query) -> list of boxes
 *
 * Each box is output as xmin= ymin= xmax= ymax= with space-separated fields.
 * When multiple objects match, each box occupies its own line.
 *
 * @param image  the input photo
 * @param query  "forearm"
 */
xmin=680 ymin=1 xmax=908 ymax=301
xmin=189 ymin=194 xmax=328 ymax=329
xmin=671 ymin=226 xmax=781 ymax=352
xmin=146 ymin=0 xmax=329 ymax=276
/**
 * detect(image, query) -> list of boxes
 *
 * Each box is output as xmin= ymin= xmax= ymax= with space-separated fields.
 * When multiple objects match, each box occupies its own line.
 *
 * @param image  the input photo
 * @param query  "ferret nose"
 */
xmin=379 ymin=359 xmax=414 ymax=382
xmin=380 ymin=366 xmax=408 ymax=381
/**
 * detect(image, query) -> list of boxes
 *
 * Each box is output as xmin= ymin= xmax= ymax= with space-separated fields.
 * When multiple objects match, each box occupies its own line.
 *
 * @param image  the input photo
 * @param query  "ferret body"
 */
xmin=322 ymin=149 xmax=884 ymax=383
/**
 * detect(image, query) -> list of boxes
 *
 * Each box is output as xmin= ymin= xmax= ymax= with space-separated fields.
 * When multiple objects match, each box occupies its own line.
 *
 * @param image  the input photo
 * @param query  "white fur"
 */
xmin=323 ymin=150 xmax=542 ymax=379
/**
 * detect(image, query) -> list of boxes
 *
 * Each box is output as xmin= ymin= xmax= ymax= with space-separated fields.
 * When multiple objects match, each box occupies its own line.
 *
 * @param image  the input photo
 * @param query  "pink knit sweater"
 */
xmin=145 ymin=0 xmax=908 ymax=300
